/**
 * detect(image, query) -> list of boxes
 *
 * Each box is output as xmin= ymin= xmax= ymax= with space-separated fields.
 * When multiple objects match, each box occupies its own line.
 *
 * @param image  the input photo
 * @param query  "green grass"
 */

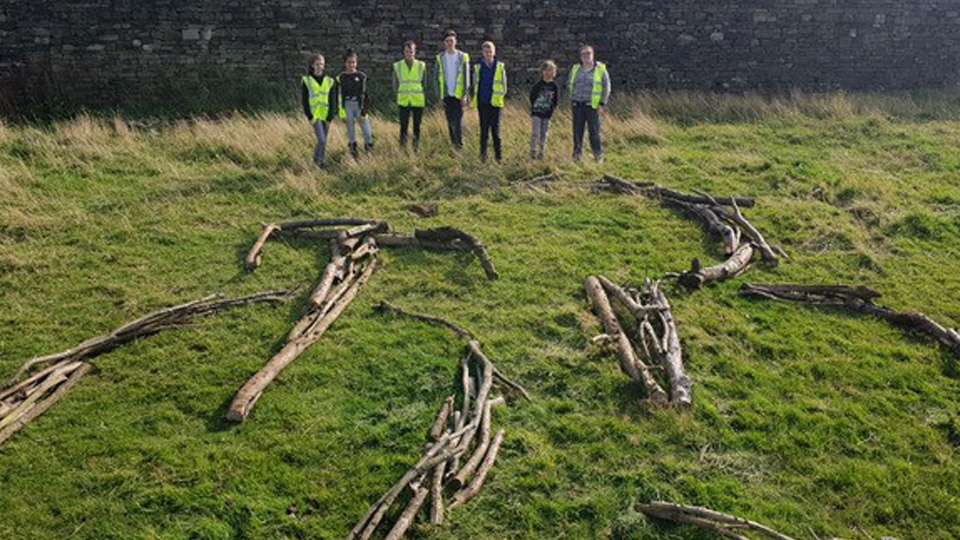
xmin=1 ymin=93 xmax=959 ymax=539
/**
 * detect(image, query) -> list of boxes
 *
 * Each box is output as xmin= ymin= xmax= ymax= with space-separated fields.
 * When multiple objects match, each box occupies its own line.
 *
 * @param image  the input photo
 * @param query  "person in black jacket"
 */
xmin=529 ymin=60 xmax=559 ymax=160
xmin=338 ymin=48 xmax=374 ymax=159
xmin=301 ymin=52 xmax=339 ymax=167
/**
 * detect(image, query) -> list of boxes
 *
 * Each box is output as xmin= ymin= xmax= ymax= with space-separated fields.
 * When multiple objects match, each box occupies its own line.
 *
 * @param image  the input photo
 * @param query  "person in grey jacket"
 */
xmin=568 ymin=44 xmax=611 ymax=162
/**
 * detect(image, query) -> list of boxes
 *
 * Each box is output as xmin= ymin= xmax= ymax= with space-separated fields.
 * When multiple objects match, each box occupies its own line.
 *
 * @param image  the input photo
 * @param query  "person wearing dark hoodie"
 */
xmin=301 ymin=51 xmax=339 ymax=167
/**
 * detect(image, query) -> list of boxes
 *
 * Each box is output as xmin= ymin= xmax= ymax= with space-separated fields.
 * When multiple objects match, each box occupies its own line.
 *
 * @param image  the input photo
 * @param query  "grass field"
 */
xmin=1 ymin=92 xmax=960 ymax=539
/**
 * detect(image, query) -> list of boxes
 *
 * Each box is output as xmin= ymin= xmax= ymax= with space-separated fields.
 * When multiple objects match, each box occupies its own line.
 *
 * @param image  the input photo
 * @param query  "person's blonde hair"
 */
xmin=541 ymin=59 xmax=557 ymax=72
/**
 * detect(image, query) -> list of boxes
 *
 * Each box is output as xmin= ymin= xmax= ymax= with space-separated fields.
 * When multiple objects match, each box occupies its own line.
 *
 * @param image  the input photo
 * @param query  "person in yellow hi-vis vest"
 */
xmin=301 ymin=52 xmax=339 ymax=168
xmin=393 ymin=40 xmax=426 ymax=151
xmin=569 ymin=44 xmax=611 ymax=162
xmin=472 ymin=41 xmax=507 ymax=163
xmin=435 ymin=29 xmax=470 ymax=150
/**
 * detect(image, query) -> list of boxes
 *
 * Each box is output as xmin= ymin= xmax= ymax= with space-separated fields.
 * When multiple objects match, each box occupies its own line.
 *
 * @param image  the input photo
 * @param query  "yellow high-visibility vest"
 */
xmin=569 ymin=61 xmax=607 ymax=109
xmin=395 ymin=59 xmax=426 ymax=107
xmin=472 ymin=60 xmax=506 ymax=108
xmin=436 ymin=51 xmax=469 ymax=99
xmin=302 ymin=74 xmax=335 ymax=122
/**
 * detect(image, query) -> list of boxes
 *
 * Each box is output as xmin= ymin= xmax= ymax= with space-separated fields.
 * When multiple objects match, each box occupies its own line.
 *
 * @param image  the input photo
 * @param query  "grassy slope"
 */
xmin=1 ymin=95 xmax=959 ymax=539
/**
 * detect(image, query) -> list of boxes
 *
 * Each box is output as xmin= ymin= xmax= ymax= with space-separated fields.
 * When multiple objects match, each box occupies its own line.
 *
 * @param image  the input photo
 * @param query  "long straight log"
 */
xmin=649 ymin=283 xmax=692 ymax=407
xmin=585 ymin=277 xmax=669 ymax=405
xmin=277 ymin=218 xmax=381 ymax=230
xmin=447 ymin=428 xmax=505 ymax=511
xmin=665 ymin=200 xmax=739 ymax=256
xmin=383 ymin=477 xmax=430 ymax=540
xmin=637 ymin=501 xmax=797 ymax=540
xmin=6 ymin=290 xmax=292 ymax=385
xmin=448 ymin=397 xmax=504 ymax=491
xmin=226 ymin=260 xmax=378 ymax=422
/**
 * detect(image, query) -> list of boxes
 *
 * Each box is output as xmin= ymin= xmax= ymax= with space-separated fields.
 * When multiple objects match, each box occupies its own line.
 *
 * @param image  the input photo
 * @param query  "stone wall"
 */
xmin=2 ymin=1 xmax=960 ymax=113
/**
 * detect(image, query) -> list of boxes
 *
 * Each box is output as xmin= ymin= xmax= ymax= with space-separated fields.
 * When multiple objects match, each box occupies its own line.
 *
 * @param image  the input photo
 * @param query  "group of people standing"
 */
xmin=301 ymin=29 xmax=612 ymax=167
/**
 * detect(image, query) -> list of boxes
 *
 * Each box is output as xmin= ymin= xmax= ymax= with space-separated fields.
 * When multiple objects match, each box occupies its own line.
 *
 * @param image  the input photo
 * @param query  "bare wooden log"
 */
xmin=429 ymin=460 xmax=446 ymax=526
xmin=244 ymin=223 xmax=280 ymax=271
xmin=706 ymin=197 xmax=781 ymax=267
xmin=428 ymin=396 xmax=455 ymax=442
xmin=648 ymin=282 xmax=692 ymax=407
xmin=677 ymin=243 xmax=756 ymax=290
xmin=383 ymin=476 xmax=430 ymax=540
xmin=6 ymin=290 xmax=293 ymax=385
xmin=740 ymin=283 xmax=960 ymax=355
xmin=415 ymin=227 xmax=499 ymax=281
xmin=370 ymin=233 xmax=465 ymax=251
xmin=637 ymin=501 xmax=797 ymax=540
xmin=374 ymin=301 xmax=474 ymax=339
xmin=0 ymin=362 xmax=92 ymax=446
xmin=665 ymin=199 xmax=740 ymax=256
xmin=448 ymin=396 xmax=505 ymax=491
xmin=277 ymin=218 xmax=381 ymax=230
xmin=226 ymin=260 xmax=378 ymax=422
xmin=447 ymin=428 xmax=505 ymax=511
xmin=585 ymin=276 xmax=669 ymax=405
xmin=600 ymin=174 xmax=756 ymax=207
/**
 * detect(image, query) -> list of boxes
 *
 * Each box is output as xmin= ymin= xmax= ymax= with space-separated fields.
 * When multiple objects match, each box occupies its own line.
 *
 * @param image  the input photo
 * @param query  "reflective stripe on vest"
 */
xmin=436 ymin=52 xmax=469 ymax=99
xmin=395 ymin=59 xmax=426 ymax=107
xmin=472 ymin=60 xmax=506 ymax=108
xmin=302 ymin=75 xmax=334 ymax=122
xmin=569 ymin=61 xmax=606 ymax=109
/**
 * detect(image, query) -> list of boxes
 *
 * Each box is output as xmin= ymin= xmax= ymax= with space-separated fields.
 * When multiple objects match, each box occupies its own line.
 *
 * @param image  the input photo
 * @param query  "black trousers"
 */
xmin=572 ymin=101 xmax=603 ymax=159
xmin=443 ymin=96 xmax=464 ymax=149
xmin=478 ymin=103 xmax=502 ymax=162
xmin=399 ymin=105 xmax=423 ymax=149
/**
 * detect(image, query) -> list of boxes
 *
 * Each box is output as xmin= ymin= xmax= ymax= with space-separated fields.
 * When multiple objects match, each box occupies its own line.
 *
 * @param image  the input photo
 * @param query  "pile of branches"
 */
xmin=596 ymin=174 xmax=785 ymax=290
xmin=231 ymin=219 xmax=499 ymax=422
xmin=740 ymin=283 xmax=960 ymax=356
xmin=0 ymin=291 xmax=290 ymax=446
xmin=637 ymin=501 xmax=797 ymax=540
xmin=585 ymin=275 xmax=691 ymax=407
xmin=347 ymin=340 xmax=509 ymax=540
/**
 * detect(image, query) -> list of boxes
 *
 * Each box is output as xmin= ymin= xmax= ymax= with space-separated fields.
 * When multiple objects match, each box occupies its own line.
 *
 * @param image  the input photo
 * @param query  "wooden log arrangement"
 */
xmin=346 ymin=340 xmax=511 ymax=540
xmin=740 ymin=283 xmax=960 ymax=356
xmin=637 ymin=501 xmax=797 ymax=540
xmin=585 ymin=275 xmax=691 ymax=407
xmin=594 ymin=174 xmax=786 ymax=290
xmin=230 ymin=220 xmax=499 ymax=422
xmin=0 ymin=290 xmax=291 ymax=446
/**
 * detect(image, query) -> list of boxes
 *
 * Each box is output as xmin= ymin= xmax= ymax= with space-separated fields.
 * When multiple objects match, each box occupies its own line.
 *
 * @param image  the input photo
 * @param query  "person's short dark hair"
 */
xmin=404 ymin=40 xmax=417 ymax=50
xmin=344 ymin=47 xmax=357 ymax=61
xmin=579 ymin=43 xmax=595 ymax=54
xmin=444 ymin=29 xmax=457 ymax=39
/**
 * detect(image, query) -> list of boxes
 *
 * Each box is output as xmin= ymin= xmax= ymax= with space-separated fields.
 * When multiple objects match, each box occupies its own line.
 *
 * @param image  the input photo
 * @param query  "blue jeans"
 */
xmin=343 ymin=100 xmax=373 ymax=145
xmin=312 ymin=120 xmax=329 ymax=165
xmin=572 ymin=101 xmax=602 ymax=159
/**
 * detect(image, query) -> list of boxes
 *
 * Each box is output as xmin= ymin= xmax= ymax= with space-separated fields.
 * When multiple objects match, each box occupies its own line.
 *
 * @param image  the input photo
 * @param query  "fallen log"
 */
xmin=0 ymin=290 xmax=292 ymax=447
xmin=599 ymin=174 xmax=756 ymax=208
xmin=414 ymin=227 xmax=499 ymax=281
xmin=227 ymin=253 xmax=378 ymax=422
xmin=584 ymin=276 xmax=669 ymax=405
xmin=244 ymin=223 xmax=280 ymax=271
xmin=664 ymin=199 xmax=740 ymax=257
xmin=637 ymin=501 xmax=797 ymax=540
xmin=447 ymin=428 xmax=505 ymax=511
xmin=740 ymin=283 xmax=960 ymax=355
xmin=676 ymin=243 xmax=756 ymax=290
